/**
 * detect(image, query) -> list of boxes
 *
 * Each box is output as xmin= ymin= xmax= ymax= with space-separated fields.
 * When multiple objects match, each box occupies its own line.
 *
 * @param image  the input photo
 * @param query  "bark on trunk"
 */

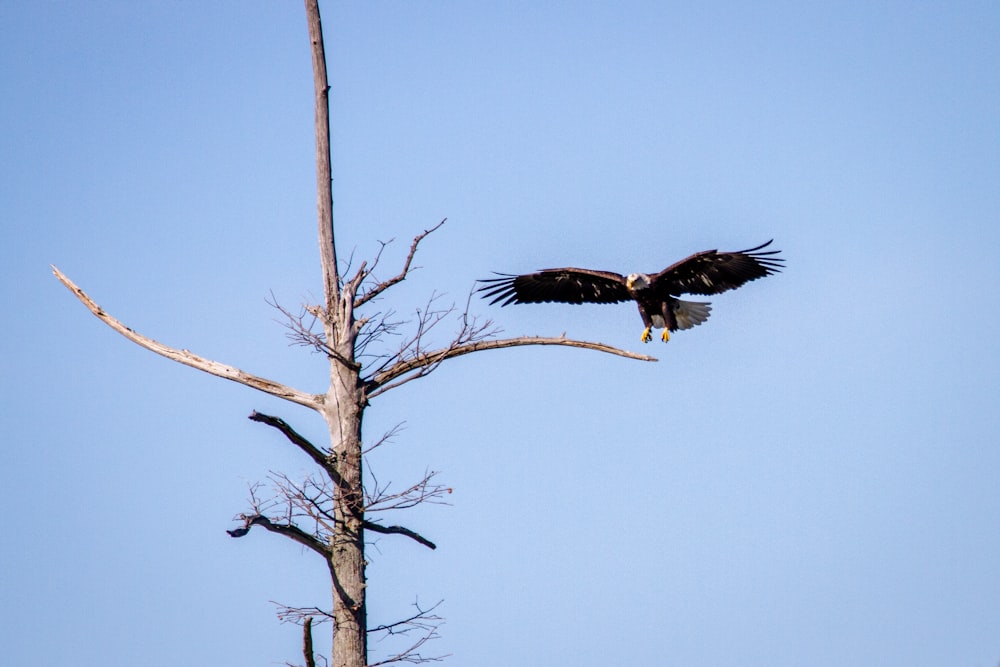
xmin=325 ymin=359 xmax=367 ymax=667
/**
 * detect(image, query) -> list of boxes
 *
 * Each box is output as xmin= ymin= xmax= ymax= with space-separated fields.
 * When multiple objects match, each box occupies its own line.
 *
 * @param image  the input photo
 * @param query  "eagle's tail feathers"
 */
xmin=672 ymin=300 xmax=712 ymax=330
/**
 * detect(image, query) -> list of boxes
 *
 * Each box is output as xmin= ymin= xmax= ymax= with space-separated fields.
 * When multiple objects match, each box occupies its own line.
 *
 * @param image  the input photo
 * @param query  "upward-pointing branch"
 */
xmin=305 ymin=0 xmax=338 ymax=313
xmin=355 ymin=219 xmax=446 ymax=308
xmin=52 ymin=266 xmax=323 ymax=411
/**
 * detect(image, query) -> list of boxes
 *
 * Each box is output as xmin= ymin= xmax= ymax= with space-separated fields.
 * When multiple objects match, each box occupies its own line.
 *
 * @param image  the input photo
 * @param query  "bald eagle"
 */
xmin=477 ymin=240 xmax=783 ymax=342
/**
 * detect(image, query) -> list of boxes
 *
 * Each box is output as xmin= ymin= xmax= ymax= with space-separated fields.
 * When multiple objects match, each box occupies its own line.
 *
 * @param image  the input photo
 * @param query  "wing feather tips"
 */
xmin=475 ymin=274 xmax=520 ymax=306
xmin=713 ymin=241 xmax=786 ymax=287
xmin=740 ymin=239 xmax=778 ymax=254
xmin=738 ymin=239 xmax=785 ymax=276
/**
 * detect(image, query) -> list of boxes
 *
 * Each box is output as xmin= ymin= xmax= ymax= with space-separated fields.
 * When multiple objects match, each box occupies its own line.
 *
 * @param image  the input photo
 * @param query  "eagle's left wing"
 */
xmin=651 ymin=240 xmax=784 ymax=296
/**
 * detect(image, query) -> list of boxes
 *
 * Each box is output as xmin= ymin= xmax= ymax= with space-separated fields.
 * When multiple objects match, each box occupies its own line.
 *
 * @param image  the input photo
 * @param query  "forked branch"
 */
xmin=52 ymin=266 xmax=323 ymax=410
xmin=365 ymin=468 xmax=451 ymax=514
xmin=367 ymin=599 xmax=448 ymax=666
xmin=356 ymin=219 xmax=446 ymax=308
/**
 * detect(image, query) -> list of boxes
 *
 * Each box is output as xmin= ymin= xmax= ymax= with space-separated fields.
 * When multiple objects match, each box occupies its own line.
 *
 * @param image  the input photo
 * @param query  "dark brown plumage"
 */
xmin=477 ymin=240 xmax=783 ymax=342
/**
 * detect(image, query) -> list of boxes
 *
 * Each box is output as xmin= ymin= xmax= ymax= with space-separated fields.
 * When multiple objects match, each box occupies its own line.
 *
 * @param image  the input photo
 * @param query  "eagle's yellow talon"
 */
xmin=641 ymin=326 xmax=652 ymax=343
xmin=661 ymin=329 xmax=670 ymax=342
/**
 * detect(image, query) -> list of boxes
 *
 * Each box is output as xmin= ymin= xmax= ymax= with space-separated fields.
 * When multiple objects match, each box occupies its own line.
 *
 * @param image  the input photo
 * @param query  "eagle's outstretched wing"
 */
xmin=477 ymin=268 xmax=631 ymax=306
xmin=651 ymin=240 xmax=784 ymax=296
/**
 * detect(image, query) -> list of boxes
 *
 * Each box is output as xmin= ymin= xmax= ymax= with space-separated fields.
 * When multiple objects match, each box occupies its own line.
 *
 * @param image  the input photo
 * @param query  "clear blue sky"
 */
xmin=3 ymin=2 xmax=999 ymax=665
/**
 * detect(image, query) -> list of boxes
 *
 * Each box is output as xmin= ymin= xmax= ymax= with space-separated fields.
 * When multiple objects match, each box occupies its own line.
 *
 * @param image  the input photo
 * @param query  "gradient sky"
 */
xmin=3 ymin=2 xmax=999 ymax=665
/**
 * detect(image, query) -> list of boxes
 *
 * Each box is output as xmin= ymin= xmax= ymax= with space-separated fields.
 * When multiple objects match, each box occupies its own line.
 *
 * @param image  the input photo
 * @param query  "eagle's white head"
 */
xmin=625 ymin=273 xmax=651 ymax=291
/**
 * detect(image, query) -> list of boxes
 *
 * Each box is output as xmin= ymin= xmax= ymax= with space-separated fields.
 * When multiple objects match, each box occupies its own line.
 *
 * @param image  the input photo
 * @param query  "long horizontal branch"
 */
xmin=227 ymin=514 xmax=331 ymax=558
xmin=52 ymin=266 xmax=323 ymax=410
xmin=363 ymin=520 xmax=436 ymax=550
xmin=367 ymin=335 xmax=656 ymax=394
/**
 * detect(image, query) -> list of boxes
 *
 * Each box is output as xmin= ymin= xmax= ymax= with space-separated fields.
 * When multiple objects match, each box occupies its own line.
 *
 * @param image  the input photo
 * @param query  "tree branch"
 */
xmin=305 ymin=0 xmax=338 ymax=314
xmin=365 ymin=468 xmax=451 ymax=514
xmin=367 ymin=335 xmax=656 ymax=396
xmin=228 ymin=513 xmax=331 ymax=558
xmin=363 ymin=521 xmax=436 ymax=550
xmin=248 ymin=411 xmax=344 ymax=487
xmin=368 ymin=600 xmax=443 ymax=636
xmin=269 ymin=296 xmax=362 ymax=371
xmin=367 ymin=599 xmax=448 ymax=666
xmin=356 ymin=219 xmax=446 ymax=308
xmin=52 ymin=266 xmax=323 ymax=410
xmin=275 ymin=604 xmax=335 ymax=625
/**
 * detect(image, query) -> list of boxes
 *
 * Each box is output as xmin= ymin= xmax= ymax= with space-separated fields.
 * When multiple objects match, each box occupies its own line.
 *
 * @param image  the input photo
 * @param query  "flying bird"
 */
xmin=477 ymin=240 xmax=784 ymax=343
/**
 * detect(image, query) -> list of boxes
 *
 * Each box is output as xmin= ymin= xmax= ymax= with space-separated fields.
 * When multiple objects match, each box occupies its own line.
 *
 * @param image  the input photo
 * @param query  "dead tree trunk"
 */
xmin=323 ymin=342 xmax=368 ymax=666
xmin=53 ymin=2 xmax=657 ymax=665
xmin=306 ymin=0 xmax=367 ymax=662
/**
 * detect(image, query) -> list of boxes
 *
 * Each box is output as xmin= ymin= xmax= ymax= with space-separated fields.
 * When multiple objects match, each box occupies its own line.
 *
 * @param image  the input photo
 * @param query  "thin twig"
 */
xmin=369 ymin=600 xmax=443 ymax=636
xmin=363 ymin=423 xmax=405 ymax=455
xmin=275 ymin=604 xmax=336 ymax=625
xmin=267 ymin=471 xmax=340 ymax=534
xmin=365 ymin=469 xmax=451 ymax=513
xmin=367 ymin=599 xmax=449 ymax=666
xmin=268 ymin=295 xmax=362 ymax=371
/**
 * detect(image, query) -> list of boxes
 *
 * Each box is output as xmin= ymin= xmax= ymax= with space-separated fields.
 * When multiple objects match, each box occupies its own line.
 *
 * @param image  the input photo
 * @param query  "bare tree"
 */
xmin=53 ymin=2 xmax=656 ymax=666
